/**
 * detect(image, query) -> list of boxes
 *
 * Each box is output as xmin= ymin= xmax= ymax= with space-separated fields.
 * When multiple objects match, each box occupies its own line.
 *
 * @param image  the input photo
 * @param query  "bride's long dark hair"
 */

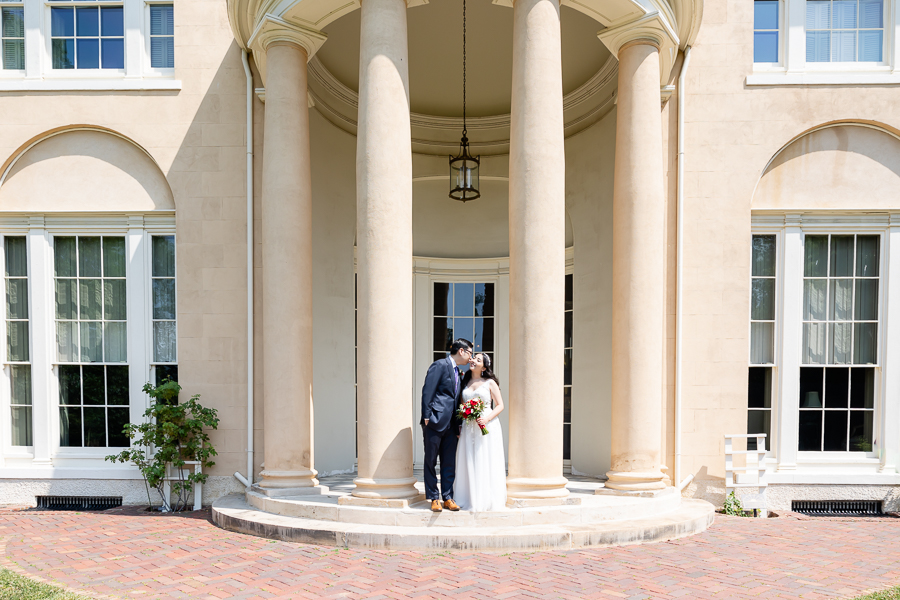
xmin=461 ymin=352 xmax=500 ymax=389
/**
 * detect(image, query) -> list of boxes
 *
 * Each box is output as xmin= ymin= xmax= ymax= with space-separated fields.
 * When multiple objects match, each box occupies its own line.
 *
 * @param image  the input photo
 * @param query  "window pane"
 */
xmin=563 ymin=423 xmax=571 ymax=461
xmin=855 ymin=279 xmax=878 ymax=321
xmin=152 ymin=279 xmax=175 ymax=319
xmin=832 ymin=0 xmax=858 ymax=28
xmin=51 ymin=7 xmax=74 ymax=37
xmin=59 ymin=406 xmax=82 ymax=447
xmin=748 ymin=366 xmax=772 ymax=408
xmin=10 ymin=365 xmax=31 ymax=405
xmin=454 ymin=283 xmax=474 ymax=317
xmin=150 ymin=4 xmax=174 ymax=35
xmin=754 ymin=0 xmax=779 ymax=28
xmin=101 ymin=38 xmax=123 ymax=69
xmin=56 ymin=321 xmax=79 ymax=362
xmin=856 ymin=236 xmax=879 ymax=276
xmin=5 ymin=237 xmax=26 ymax=277
xmin=859 ymin=0 xmax=883 ymax=27
xmin=803 ymin=279 xmax=826 ymax=320
xmin=474 ymin=283 xmax=488 ymax=316
xmin=11 ymin=406 xmax=32 ymax=446
xmin=150 ymin=37 xmax=173 ymax=69
xmin=82 ymin=365 xmax=104 ymax=404
xmin=107 ymin=365 xmax=129 ymax=405
xmin=830 ymin=236 xmax=854 ymax=276
xmin=750 ymin=322 xmax=774 ymax=364
xmin=564 ymin=311 xmax=573 ymax=347
xmin=563 ymin=386 xmax=571 ymax=422
xmin=155 ymin=364 xmax=178 ymax=385
xmin=829 ymin=322 xmax=852 ymax=364
xmin=55 ymin=279 xmax=77 ymax=319
xmin=754 ymin=31 xmax=779 ymax=62
xmin=59 ymin=365 xmax=81 ymax=405
xmin=6 ymin=278 xmax=28 ymax=319
xmin=52 ymin=39 xmax=75 ymax=69
xmin=824 ymin=367 xmax=849 ymax=408
xmin=473 ymin=318 xmax=484 ymax=353
xmin=79 ymin=278 xmax=102 ymax=320
xmin=83 ymin=406 xmax=105 ymax=447
xmin=563 ymin=348 xmax=572 ymax=386
xmin=152 ymin=236 xmax=175 ymax=277
xmin=433 ymin=317 xmax=451 ymax=352
xmin=481 ymin=317 xmax=494 ymax=352
xmin=807 ymin=30 xmax=831 ymax=62
xmin=804 ymin=236 xmax=828 ymax=277
xmin=802 ymin=322 xmax=826 ymax=364
xmin=104 ymin=322 xmax=127 ymax=362
xmin=849 ymin=411 xmax=873 ymax=451
xmin=76 ymin=38 xmax=99 ymax=69
xmin=433 ymin=283 xmax=451 ymax=316
xmin=747 ymin=410 xmax=771 ymax=444
xmin=828 ymin=279 xmax=852 ymax=320
xmin=483 ymin=282 xmax=495 ymax=316
xmin=853 ymin=322 xmax=877 ymax=364
xmin=80 ymin=321 xmax=102 ymax=362
xmin=54 ymin=238 xmax=77 ymax=277
xmin=832 ymin=30 xmax=857 ymax=61
xmin=102 ymin=237 xmax=126 ymax=277
xmin=79 ymin=237 xmax=101 ymax=277
xmin=153 ymin=321 xmax=177 ymax=362
xmin=454 ymin=317 xmax=473 ymax=342
xmin=2 ymin=38 xmax=23 ymax=70
xmin=100 ymin=6 xmax=123 ymax=36
xmin=823 ymin=411 xmax=848 ymax=451
xmin=104 ymin=279 xmax=126 ymax=320
xmin=800 ymin=367 xmax=824 ymax=407
xmin=858 ymin=30 xmax=883 ymax=60
xmin=850 ymin=367 xmax=875 ymax=408
xmin=7 ymin=320 xmax=28 ymax=361
xmin=751 ymin=278 xmax=775 ymax=321
xmin=107 ymin=407 xmax=129 ymax=446
xmin=807 ymin=0 xmax=831 ymax=28
xmin=2 ymin=6 xmax=24 ymax=37
xmin=75 ymin=7 xmax=98 ymax=36
xmin=798 ymin=411 xmax=822 ymax=451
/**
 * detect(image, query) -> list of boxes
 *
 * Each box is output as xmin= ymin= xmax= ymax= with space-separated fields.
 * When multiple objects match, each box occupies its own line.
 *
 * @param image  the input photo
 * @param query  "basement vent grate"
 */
xmin=35 ymin=496 xmax=122 ymax=511
xmin=792 ymin=500 xmax=883 ymax=516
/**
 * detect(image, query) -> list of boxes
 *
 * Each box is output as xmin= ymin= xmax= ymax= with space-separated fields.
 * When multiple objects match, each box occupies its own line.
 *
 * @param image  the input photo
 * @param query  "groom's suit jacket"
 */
xmin=420 ymin=356 xmax=462 ymax=434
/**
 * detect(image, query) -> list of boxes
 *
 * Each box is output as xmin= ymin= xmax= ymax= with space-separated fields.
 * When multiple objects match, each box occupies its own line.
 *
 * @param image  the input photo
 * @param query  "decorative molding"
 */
xmin=597 ymin=11 xmax=680 ymax=85
xmin=248 ymin=14 xmax=328 ymax=58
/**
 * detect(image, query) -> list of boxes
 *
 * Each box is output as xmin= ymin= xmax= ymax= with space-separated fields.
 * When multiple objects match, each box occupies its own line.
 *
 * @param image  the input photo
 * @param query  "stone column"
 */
xmin=250 ymin=17 xmax=326 ymax=493
xmin=606 ymin=40 xmax=667 ymax=491
xmin=350 ymin=0 xmax=419 ymax=502
xmin=506 ymin=0 xmax=569 ymax=501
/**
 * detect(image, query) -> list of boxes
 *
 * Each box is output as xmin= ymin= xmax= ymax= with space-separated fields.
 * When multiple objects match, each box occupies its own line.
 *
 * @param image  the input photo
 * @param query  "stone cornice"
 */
xmin=597 ymin=11 xmax=679 ymax=84
xmin=248 ymin=14 xmax=328 ymax=58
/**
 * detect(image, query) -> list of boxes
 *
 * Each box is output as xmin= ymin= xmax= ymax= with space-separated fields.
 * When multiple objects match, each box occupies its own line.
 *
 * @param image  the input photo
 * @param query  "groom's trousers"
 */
xmin=422 ymin=424 xmax=458 ymax=501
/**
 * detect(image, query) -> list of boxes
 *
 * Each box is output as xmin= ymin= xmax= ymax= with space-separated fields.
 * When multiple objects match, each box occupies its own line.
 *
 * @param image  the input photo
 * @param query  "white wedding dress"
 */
xmin=453 ymin=381 xmax=507 ymax=512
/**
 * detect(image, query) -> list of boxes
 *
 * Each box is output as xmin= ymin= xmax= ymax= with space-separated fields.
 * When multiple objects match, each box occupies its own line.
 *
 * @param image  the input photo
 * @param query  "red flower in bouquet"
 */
xmin=457 ymin=397 xmax=489 ymax=435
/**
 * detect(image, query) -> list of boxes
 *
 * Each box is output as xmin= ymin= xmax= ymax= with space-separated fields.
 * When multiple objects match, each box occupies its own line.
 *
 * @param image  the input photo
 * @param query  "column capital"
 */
xmin=598 ymin=12 xmax=679 ymax=85
xmin=248 ymin=14 xmax=327 ymax=59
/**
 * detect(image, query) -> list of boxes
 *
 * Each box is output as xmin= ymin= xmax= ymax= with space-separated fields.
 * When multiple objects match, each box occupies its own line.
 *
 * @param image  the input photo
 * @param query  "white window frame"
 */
xmin=753 ymin=0 xmax=787 ymax=69
xmin=753 ymin=213 xmax=900 ymax=485
xmin=0 ymin=214 xmax=173 ymax=470
xmin=0 ymin=1 xmax=26 ymax=74
xmin=748 ymin=0 xmax=900 ymax=85
xmin=0 ymin=0 xmax=179 ymax=90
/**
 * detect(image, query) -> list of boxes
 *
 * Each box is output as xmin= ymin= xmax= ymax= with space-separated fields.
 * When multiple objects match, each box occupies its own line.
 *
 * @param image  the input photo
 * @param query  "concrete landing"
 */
xmin=212 ymin=474 xmax=715 ymax=552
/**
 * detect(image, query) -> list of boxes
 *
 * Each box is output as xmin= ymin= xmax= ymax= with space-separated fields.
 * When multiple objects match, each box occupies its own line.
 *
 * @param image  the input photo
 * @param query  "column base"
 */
xmin=252 ymin=484 xmax=329 ymax=498
xmin=257 ymin=468 xmax=319 ymax=491
xmin=604 ymin=470 xmax=666 ymax=491
xmin=506 ymin=476 xmax=570 ymax=500
xmin=596 ymin=485 xmax=675 ymax=499
xmin=350 ymin=476 xmax=420 ymax=501
xmin=338 ymin=494 xmax=425 ymax=508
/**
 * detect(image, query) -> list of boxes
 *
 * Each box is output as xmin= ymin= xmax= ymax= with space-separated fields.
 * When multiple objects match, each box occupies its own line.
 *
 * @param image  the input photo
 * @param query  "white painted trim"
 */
xmin=767 ymin=471 xmax=900 ymax=484
xmin=747 ymin=72 xmax=900 ymax=85
xmin=881 ymin=216 xmax=900 ymax=473
xmin=0 ymin=466 xmax=142 ymax=478
xmin=777 ymin=219 xmax=803 ymax=471
xmin=0 ymin=78 xmax=181 ymax=91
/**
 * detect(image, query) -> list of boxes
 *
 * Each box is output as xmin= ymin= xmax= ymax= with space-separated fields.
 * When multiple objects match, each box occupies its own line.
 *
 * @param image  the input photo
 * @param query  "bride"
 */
xmin=453 ymin=352 xmax=507 ymax=511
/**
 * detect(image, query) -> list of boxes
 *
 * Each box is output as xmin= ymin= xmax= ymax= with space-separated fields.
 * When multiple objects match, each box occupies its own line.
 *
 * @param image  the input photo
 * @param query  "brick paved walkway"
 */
xmin=1 ymin=506 xmax=899 ymax=599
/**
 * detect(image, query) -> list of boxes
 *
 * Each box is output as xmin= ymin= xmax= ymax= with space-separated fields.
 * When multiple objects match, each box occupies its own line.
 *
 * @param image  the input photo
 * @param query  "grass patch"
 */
xmin=854 ymin=587 xmax=900 ymax=600
xmin=0 ymin=569 xmax=92 ymax=600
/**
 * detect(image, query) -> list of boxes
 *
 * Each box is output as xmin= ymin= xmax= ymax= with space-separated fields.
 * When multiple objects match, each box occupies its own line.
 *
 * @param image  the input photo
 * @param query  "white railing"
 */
xmin=162 ymin=461 xmax=203 ymax=511
xmin=724 ymin=433 xmax=768 ymax=517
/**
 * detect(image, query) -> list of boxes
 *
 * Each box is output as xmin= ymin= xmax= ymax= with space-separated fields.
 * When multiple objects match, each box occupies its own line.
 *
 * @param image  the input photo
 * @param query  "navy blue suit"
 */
xmin=421 ymin=356 xmax=462 ymax=500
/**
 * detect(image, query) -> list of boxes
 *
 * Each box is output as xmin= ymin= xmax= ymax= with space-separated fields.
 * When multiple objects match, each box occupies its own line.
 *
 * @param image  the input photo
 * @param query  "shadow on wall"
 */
xmin=754 ymin=122 xmax=900 ymax=211
xmin=0 ymin=127 xmax=175 ymax=212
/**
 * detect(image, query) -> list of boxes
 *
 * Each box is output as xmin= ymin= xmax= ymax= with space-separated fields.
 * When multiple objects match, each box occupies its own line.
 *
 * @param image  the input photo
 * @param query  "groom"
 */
xmin=420 ymin=338 xmax=473 ymax=512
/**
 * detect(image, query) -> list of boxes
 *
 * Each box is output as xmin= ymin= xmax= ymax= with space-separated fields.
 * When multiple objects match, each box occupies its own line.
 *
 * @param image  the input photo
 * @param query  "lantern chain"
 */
xmin=462 ymin=0 xmax=467 ymax=139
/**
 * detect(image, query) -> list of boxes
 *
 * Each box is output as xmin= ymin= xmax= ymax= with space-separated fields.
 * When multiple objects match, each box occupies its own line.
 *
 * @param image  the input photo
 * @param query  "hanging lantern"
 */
xmin=449 ymin=0 xmax=480 ymax=202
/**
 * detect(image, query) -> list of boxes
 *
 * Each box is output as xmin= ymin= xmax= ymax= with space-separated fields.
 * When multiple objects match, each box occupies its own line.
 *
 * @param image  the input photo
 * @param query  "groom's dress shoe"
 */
xmin=430 ymin=499 xmax=443 ymax=512
xmin=443 ymin=499 xmax=460 ymax=511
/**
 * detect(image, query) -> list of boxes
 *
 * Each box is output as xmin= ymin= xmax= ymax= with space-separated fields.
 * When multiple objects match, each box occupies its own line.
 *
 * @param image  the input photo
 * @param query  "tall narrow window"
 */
xmin=6 ymin=237 xmax=30 ymax=446
xmin=432 ymin=282 xmax=494 ymax=365
xmin=807 ymin=0 xmax=884 ymax=62
xmin=50 ymin=3 xmax=125 ymax=69
xmin=748 ymin=235 xmax=776 ymax=451
xmin=754 ymin=0 xmax=780 ymax=62
xmin=799 ymin=234 xmax=879 ymax=452
xmin=149 ymin=4 xmax=173 ymax=68
xmin=563 ymin=274 xmax=573 ymax=461
xmin=152 ymin=236 xmax=176 ymax=367
xmin=55 ymin=236 xmax=129 ymax=448
xmin=1 ymin=2 xmax=24 ymax=70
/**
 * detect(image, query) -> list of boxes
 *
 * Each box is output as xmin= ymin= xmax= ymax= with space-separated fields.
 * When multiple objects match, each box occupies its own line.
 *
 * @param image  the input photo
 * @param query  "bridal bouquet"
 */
xmin=457 ymin=398 xmax=489 ymax=436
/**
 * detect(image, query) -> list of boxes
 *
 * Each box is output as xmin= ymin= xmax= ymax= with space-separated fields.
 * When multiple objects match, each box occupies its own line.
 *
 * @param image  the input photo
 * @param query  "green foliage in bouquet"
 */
xmin=105 ymin=380 xmax=219 ymax=512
